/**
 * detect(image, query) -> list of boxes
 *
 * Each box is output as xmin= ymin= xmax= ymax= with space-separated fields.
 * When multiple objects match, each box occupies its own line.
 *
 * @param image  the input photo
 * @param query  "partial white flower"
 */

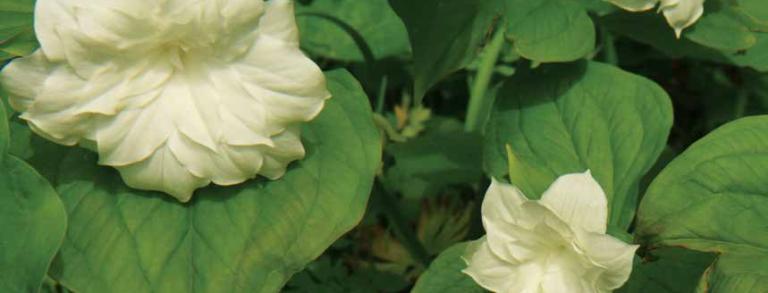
xmin=0 ymin=0 xmax=331 ymax=202
xmin=607 ymin=0 xmax=705 ymax=38
xmin=463 ymin=171 xmax=638 ymax=292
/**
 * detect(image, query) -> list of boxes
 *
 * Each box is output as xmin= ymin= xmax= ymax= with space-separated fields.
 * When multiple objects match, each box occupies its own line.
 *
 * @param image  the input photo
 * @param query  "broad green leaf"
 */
xmin=618 ymin=248 xmax=716 ymax=293
xmin=637 ymin=116 xmax=768 ymax=255
xmin=0 ymin=156 xmax=67 ymax=293
xmin=686 ymin=9 xmax=756 ymax=52
xmin=697 ymin=254 xmax=768 ymax=292
xmin=48 ymin=70 xmax=381 ymax=293
xmin=734 ymin=0 xmax=768 ymax=28
xmin=727 ymin=34 xmax=768 ymax=72
xmin=0 ymin=0 xmax=36 ymax=61
xmin=0 ymin=98 xmax=7 ymax=153
xmin=637 ymin=116 xmax=768 ymax=292
xmin=503 ymin=0 xmax=596 ymax=62
xmin=411 ymin=242 xmax=484 ymax=293
xmin=295 ymin=0 xmax=410 ymax=62
xmin=384 ymin=117 xmax=483 ymax=199
xmin=0 ymin=29 xmax=36 ymax=58
xmin=484 ymin=61 xmax=673 ymax=229
xmin=0 ymin=105 xmax=66 ymax=293
xmin=389 ymin=0 xmax=498 ymax=101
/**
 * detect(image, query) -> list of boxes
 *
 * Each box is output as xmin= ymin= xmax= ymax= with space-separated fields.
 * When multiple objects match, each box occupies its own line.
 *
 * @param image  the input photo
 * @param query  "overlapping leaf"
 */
xmin=638 ymin=116 xmax=768 ymax=291
xmin=296 ymin=0 xmax=410 ymax=62
xmin=0 ymin=100 xmax=66 ymax=293
xmin=502 ymin=0 xmax=596 ymax=63
xmin=0 ymin=0 xmax=37 ymax=61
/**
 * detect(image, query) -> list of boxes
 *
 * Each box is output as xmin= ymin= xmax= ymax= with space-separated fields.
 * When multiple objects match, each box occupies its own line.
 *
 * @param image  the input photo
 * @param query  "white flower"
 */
xmin=463 ymin=171 xmax=638 ymax=292
xmin=607 ymin=0 xmax=705 ymax=38
xmin=0 ymin=0 xmax=330 ymax=202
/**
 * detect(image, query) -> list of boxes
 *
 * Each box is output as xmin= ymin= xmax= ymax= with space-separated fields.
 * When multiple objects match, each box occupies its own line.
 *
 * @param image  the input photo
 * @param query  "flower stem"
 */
xmin=601 ymin=27 xmax=618 ymax=65
xmin=465 ymin=26 xmax=506 ymax=133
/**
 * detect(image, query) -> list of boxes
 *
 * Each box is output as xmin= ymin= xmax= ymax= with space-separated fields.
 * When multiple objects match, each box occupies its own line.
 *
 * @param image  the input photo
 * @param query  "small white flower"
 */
xmin=607 ymin=0 xmax=705 ymax=38
xmin=0 ymin=0 xmax=330 ymax=201
xmin=463 ymin=171 xmax=638 ymax=292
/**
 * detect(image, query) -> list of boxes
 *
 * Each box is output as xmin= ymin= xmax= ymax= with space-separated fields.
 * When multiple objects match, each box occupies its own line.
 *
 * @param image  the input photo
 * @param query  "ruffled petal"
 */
xmin=576 ymin=231 xmax=639 ymax=290
xmin=2 ymin=0 xmax=330 ymax=201
xmin=256 ymin=126 xmax=306 ymax=180
xmin=117 ymin=141 xmax=209 ymax=202
xmin=0 ymin=51 xmax=53 ymax=112
xmin=259 ymin=0 xmax=300 ymax=45
xmin=539 ymin=171 xmax=609 ymax=234
xmin=481 ymin=179 xmax=536 ymax=261
xmin=463 ymin=238 xmax=543 ymax=293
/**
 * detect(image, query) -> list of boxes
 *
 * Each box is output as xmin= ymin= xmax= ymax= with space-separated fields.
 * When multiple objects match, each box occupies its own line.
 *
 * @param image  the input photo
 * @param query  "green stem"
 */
xmin=465 ymin=26 xmax=506 ymax=133
xmin=375 ymin=75 xmax=388 ymax=113
xmin=374 ymin=181 xmax=431 ymax=266
xmin=601 ymin=27 xmax=618 ymax=65
xmin=735 ymin=90 xmax=749 ymax=118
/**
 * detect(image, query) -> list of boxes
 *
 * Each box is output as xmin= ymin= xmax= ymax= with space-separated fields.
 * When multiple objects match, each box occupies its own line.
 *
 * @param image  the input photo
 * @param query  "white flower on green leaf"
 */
xmin=463 ymin=171 xmax=638 ymax=292
xmin=607 ymin=0 xmax=705 ymax=37
xmin=0 ymin=0 xmax=330 ymax=202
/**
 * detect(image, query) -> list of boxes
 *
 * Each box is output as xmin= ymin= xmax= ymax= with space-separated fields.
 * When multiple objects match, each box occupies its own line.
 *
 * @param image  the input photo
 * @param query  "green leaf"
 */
xmin=637 ymin=115 xmax=768 ymax=254
xmin=686 ymin=9 xmax=756 ymax=52
xmin=503 ymin=0 xmax=596 ymax=62
xmin=0 ymin=98 xmax=7 ymax=154
xmin=389 ymin=0 xmax=498 ymax=101
xmin=484 ymin=61 xmax=673 ymax=229
xmin=637 ymin=116 xmax=768 ymax=254
xmin=637 ymin=116 xmax=768 ymax=291
xmin=412 ymin=242 xmax=484 ymax=293
xmin=295 ymin=0 xmax=410 ymax=62
xmin=0 ymin=0 xmax=36 ymax=61
xmin=0 ymin=156 xmax=67 ymax=293
xmin=727 ymin=33 xmax=768 ymax=72
xmin=697 ymin=254 xmax=768 ymax=292
xmin=618 ymin=248 xmax=716 ymax=293
xmin=48 ymin=70 xmax=381 ymax=293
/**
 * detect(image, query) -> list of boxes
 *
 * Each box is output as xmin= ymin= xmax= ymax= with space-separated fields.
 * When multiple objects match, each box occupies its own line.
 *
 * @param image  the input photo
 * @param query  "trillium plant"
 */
xmin=1 ymin=0 xmax=767 ymax=292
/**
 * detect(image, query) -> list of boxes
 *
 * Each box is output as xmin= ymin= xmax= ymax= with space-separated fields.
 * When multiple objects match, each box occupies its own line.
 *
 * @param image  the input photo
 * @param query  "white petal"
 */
xmin=463 ymin=239 xmax=543 ymax=293
xmin=259 ymin=0 xmax=300 ymax=45
xmin=605 ymin=0 xmax=659 ymax=12
xmin=2 ymin=0 xmax=331 ymax=201
xmin=117 ymin=141 xmax=209 ymax=202
xmin=540 ymin=266 xmax=592 ymax=293
xmin=540 ymin=171 xmax=609 ymax=234
xmin=660 ymin=0 xmax=705 ymax=38
xmin=0 ymin=51 xmax=52 ymax=112
xmin=257 ymin=126 xmax=306 ymax=179
xmin=576 ymin=231 xmax=639 ymax=290
xmin=480 ymin=179 xmax=537 ymax=261
xmin=481 ymin=179 xmax=529 ymax=227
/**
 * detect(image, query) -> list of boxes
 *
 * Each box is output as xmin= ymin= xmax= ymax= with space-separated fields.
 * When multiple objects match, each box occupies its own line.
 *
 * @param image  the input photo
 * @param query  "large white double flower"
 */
xmin=607 ymin=0 xmax=705 ymax=37
xmin=463 ymin=171 xmax=638 ymax=292
xmin=0 ymin=0 xmax=330 ymax=201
